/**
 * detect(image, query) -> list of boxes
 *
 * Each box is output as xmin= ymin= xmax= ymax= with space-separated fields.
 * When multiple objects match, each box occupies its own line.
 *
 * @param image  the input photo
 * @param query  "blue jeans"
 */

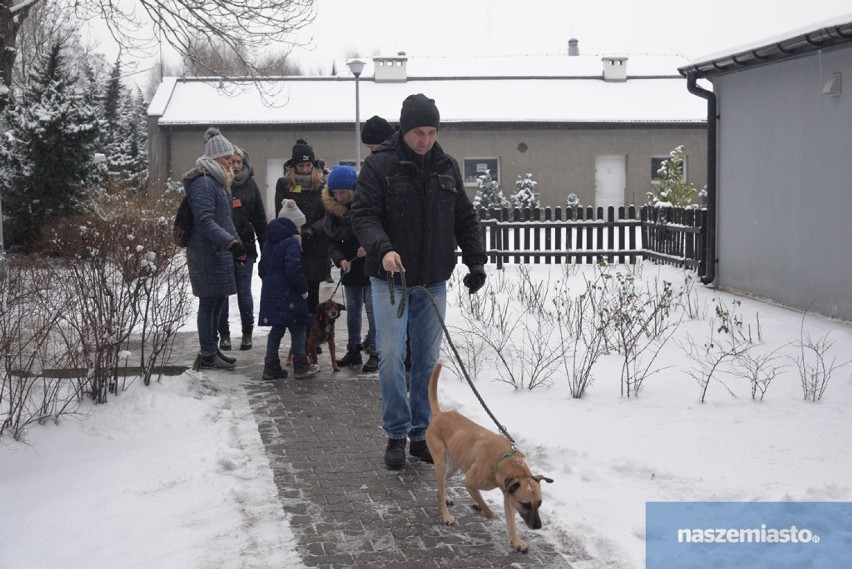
xmin=371 ymin=278 xmax=446 ymax=441
xmin=198 ymin=295 xmax=227 ymax=354
xmin=265 ymin=324 xmax=307 ymax=361
xmin=218 ymin=258 xmax=255 ymax=332
xmin=344 ymin=283 xmax=376 ymax=350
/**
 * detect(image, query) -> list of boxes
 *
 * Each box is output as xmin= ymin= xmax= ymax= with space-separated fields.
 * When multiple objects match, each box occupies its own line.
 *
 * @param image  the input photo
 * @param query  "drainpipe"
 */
xmin=687 ymin=71 xmax=717 ymax=285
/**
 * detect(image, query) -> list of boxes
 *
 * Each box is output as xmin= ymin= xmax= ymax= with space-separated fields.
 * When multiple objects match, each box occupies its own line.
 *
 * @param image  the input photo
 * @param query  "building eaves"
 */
xmin=679 ymin=15 xmax=852 ymax=79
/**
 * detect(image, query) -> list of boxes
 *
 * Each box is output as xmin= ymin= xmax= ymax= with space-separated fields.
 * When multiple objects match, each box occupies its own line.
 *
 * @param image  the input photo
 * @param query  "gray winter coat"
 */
xmin=184 ymin=168 xmax=239 ymax=298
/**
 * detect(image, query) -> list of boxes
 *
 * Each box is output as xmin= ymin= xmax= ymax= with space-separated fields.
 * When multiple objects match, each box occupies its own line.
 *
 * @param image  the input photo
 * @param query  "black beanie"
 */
xmin=361 ymin=115 xmax=395 ymax=145
xmin=399 ymin=94 xmax=440 ymax=135
xmin=291 ymin=139 xmax=315 ymax=164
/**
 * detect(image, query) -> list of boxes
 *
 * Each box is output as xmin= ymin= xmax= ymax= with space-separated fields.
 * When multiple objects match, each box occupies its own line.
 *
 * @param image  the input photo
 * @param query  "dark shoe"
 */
xmin=197 ymin=351 xmax=236 ymax=370
xmin=362 ymin=354 xmax=379 ymax=373
xmin=217 ymin=350 xmax=237 ymax=364
xmin=336 ymin=346 xmax=362 ymax=367
xmin=409 ymin=439 xmax=434 ymax=464
xmin=384 ymin=438 xmax=407 ymax=469
xmin=219 ymin=332 xmax=232 ymax=351
xmin=262 ymin=358 xmax=288 ymax=380
xmin=240 ymin=326 xmax=253 ymax=351
xmin=293 ymin=355 xmax=320 ymax=379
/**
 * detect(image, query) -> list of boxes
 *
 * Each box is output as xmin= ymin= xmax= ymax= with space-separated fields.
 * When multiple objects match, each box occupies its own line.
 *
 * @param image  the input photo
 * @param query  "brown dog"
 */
xmin=425 ymin=363 xmax=553 ymax=553
xmin=287 ymin=299 xmax=345 ymax=372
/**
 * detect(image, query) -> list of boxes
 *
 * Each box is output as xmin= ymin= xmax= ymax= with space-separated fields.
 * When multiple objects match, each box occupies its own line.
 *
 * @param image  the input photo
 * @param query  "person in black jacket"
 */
xmin=351 ymin=93 xmax=488 ymax=470
xmin=323 ymin=165 xmax=378 ymax=373
xmin=218 ymin=146 xmax=268 ymax=351
xmin=274 ymin=139 xmax=330 ymax=317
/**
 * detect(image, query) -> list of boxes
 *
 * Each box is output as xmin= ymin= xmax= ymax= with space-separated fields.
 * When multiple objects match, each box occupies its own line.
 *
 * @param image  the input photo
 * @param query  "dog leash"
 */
xmin=329 ymin=255 xmax=360 ymax=298
xmin=387 ymin=262 xmax=518 ymax=450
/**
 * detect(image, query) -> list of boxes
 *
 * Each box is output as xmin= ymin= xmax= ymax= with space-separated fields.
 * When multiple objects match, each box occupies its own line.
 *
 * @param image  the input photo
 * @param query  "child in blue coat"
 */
xmin=258 ymin=200 xmax=320 ymax=380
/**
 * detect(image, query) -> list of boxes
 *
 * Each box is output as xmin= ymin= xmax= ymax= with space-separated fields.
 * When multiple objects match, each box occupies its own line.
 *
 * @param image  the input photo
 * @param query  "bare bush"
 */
xmin=0 ymin=256 xmax=81 ymax=440
xmin=735 ymin=348 xmax=788 ymax=401
xmin=792 ymin=314 xmax=850 ymax=402
xmin=682 ymin=297 xmax=756 ymax=402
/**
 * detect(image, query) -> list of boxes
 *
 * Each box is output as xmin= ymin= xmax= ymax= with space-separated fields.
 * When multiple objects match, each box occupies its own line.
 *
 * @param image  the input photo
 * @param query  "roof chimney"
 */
xmin=568 ymin=38 xmax=579 ymax=56
xmin=602 ymin=56 xmax=628 ymax=82
xmin=373 ymin=54 xmax=408 ymax=83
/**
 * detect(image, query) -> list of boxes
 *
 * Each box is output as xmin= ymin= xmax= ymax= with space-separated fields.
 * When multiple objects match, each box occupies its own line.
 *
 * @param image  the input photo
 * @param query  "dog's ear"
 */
xmin=502 ymin=477 xmax=521 ymax=494
xmin=534 ymin=475 xmax=554 ymax=484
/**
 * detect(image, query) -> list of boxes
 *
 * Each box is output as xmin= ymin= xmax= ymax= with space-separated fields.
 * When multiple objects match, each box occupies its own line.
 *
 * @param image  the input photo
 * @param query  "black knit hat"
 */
xmin=361 ymin=115 xmax=395 ymax=145
xmin=399 ymin=94 xmax=440 ymax=135
xmin=290 ymin=139 xmax=315 ymax=164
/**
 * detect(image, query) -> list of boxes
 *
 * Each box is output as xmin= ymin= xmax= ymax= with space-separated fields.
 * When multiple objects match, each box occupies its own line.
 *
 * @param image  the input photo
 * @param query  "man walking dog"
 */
xmin=351 ymin=93 xmax=488 ymax=469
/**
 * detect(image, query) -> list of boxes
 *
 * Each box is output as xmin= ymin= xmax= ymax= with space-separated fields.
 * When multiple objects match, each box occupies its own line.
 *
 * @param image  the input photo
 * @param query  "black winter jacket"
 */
xmin=231 ymin=172 xmax=267 ymax=259
xmin=274 ymin=171 xmax=331 ymax=283
xmin=350 ymin=132 xmax=486 ymax=286
xmin=322 ymin=187 xmax=368 ymax=287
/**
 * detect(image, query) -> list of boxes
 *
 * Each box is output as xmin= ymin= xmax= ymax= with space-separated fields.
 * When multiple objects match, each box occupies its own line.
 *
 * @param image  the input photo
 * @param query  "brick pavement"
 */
xmin=175 ymin=293 xmax=584 ymax=567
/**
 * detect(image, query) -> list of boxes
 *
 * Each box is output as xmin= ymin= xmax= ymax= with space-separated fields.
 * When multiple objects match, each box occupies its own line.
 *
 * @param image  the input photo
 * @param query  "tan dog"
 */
xmin=425 ymin=363 xmax=553 ymax=553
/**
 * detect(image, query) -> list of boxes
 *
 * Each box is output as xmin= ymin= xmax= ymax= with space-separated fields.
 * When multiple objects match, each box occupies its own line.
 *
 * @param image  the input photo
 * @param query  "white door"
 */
xmin=266 ymin=158 xmax=286 ymax=218
xmin=595 ymin=155 xmax=626 ymax=210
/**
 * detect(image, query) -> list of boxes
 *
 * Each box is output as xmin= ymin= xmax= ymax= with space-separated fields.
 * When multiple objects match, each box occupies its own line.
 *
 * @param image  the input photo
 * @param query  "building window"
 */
xmin=463 ymin=157 xmax=500 ymax=186
xmin=651 ymin=154 xmax=688 ymax=184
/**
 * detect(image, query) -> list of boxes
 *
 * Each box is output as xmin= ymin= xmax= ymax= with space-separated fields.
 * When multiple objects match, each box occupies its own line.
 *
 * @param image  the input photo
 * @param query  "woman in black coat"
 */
xmin=322 ymin=165 xmax=378 ymax=373
xmin=274 ymin=139 xmax=330 ymax=315
xmin=218 ymin=146 xmax=268 ymax=351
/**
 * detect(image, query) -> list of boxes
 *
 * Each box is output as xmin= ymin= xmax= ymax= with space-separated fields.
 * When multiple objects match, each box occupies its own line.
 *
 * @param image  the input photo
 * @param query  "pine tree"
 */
xmin=647 ymin=145 xmax=697 ymax=208
xmin=510 ymin=173 xmax=541 ymax=210
xmin=472 ymin=169 xmax=508 ymax=210
xmin=0 ymin=40 xmax=99 ymax=248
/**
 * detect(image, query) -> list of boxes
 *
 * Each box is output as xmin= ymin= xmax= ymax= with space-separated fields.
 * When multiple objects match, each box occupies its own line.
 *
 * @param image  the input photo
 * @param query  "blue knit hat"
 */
xmin=327 ymin=165 xmax=358 ymax=191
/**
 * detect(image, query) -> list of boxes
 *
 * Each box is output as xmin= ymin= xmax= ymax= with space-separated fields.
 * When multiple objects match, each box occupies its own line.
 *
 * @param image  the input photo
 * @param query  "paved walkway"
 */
xmin=172 ymin=289 xmax=584 ymax=568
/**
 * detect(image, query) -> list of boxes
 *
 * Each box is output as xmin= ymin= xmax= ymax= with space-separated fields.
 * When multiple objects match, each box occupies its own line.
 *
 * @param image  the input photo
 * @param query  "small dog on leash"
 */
xmin=425 ymin=363 xmax=554 ymax=553
xmin=287 ymin=299 xmax=345 ymax=372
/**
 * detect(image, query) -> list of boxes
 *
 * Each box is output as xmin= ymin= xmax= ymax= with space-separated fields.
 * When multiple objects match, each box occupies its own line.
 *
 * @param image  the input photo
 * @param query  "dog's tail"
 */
xmin=428 ymin=363 xmax=443 ymax=415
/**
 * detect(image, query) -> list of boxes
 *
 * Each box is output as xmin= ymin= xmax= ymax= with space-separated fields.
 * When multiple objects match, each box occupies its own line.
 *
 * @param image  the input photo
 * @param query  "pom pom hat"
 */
xmin=203 ymin=127 xmax=234 ymax=159
xmin=327 ymin=165 xmax=358 ymax=191
xmin=290 ymin=139 xmax=316 ymax=164
xmin=399 ymin=94 xmax=440 ymax=135
xmin=277 ymin=199 xmax=306 ymax=226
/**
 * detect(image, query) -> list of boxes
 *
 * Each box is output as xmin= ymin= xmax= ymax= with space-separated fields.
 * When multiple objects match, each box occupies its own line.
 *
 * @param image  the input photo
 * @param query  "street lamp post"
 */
xmin=346 ymin=59 xmax=366 ymax=170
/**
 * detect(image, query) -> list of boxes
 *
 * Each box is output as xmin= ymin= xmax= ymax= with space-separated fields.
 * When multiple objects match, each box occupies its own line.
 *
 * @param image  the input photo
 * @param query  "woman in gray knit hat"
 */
xmin=184 ymin=127 xmax=247 ymax=370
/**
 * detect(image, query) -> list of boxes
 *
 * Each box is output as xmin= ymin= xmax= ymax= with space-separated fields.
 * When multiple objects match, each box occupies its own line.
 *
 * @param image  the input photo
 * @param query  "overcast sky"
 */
xmin=83 ymin=0 xmax=851 ymax=86
xmin=287 ymin=0 xmax=852 ymax=72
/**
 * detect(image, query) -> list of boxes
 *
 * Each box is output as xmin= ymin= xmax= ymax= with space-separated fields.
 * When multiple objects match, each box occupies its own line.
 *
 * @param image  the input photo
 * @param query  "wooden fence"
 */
xmin=471 ymin=206 xmax=707 ymax=277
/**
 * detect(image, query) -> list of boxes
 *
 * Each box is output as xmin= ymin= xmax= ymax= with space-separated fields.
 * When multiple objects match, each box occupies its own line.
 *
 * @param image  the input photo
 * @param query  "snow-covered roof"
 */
xmin=334 ymin=53 xmax=688 ymax=79
xmin=681 ymin=13 xmax=852 ymax=79
xmin=150 ymin=54 xmax=706 ymax=126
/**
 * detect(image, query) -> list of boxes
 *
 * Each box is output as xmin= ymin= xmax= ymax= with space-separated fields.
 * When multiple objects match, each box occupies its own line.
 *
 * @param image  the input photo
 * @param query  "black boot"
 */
xmin=293 ymin=354 xmax=320 ymax=379
xmin=262 ymin=357 xmax=288 ymax=380
xmin=219 ymin=331 xmax=232 ymax=351
xmin=362 ymin=354 xmax=379 ymax=373
xmin=336 ymin=344 xmax=362 ymax=367
xmin=240 ymin=326 xmax=253 ymax=351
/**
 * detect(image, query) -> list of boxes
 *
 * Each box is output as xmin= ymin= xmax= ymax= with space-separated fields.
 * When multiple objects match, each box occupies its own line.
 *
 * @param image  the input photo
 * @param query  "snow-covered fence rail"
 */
xmin=472 ymin=206 xmax=707 ymax=276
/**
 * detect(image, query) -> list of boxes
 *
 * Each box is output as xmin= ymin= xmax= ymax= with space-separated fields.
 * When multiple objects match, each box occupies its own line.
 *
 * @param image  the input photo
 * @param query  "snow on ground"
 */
xmin=1 ymin=263 xmax=850 ymax=568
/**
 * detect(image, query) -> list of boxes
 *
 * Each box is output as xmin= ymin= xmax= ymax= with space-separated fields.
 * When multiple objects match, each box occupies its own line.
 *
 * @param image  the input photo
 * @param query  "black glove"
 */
xmin=463 ymin=264 xmax=486 ymax=294
xmin=228 ymin=240 xmax=247 ymax=257
xmin=301 ymin=226 xmax=315 ymax=240
xmin=228 ymin=241 xmax=247 ymax=266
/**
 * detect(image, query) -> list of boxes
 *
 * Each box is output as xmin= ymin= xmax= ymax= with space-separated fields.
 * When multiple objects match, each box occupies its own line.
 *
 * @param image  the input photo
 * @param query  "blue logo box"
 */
xmin=646 ymin=502 xmax=852 ymax=569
